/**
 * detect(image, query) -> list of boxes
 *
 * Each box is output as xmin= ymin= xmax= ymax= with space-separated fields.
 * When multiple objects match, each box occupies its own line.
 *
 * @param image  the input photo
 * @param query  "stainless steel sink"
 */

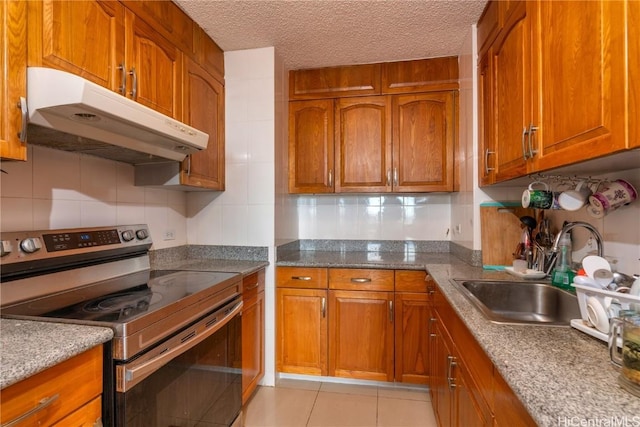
xmin=450 ymin=279 xmax=581 ymax=326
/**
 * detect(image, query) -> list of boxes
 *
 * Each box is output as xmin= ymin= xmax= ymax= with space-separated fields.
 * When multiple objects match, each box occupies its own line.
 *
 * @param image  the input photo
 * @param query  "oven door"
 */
xmin=114 ymin=298 xmax=242 ymax=427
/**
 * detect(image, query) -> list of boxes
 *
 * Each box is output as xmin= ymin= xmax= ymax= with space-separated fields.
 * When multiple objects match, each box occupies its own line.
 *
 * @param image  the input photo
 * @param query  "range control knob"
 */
xmin=121 ymin=230 xmax=135 ymax=242
xmin=20 ymin=237 xmax=42 ymax=254
xmin=0 ymin=240 xmax=12 ymax=257
xmin=136 ymin=229 xmax=149 ymax=240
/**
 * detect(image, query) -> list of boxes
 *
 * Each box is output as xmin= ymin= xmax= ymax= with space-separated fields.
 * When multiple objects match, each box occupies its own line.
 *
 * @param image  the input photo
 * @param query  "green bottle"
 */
xmin=552 ymin=233 xmax=575 ymax=290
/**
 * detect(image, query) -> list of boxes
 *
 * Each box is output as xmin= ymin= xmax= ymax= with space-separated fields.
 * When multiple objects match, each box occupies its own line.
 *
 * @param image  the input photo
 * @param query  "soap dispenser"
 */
xmin=551 ymin=232 xmax=575 ymax=290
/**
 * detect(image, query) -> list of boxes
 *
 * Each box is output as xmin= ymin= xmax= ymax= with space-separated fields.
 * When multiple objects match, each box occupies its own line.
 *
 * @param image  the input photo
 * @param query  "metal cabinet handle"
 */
xmin=291 ymin=276 xmax=312 ymax=281
xmin=447 ymin=355 xmax=457 ymax=390
xmin=393 ymin=167 xmax=398 ymax=187
xmin=321 ymin=297 xmax=326 ymax=318
xmin=17 ymin=97 xmax=28 ymax=143
xmin=386 ymin=169 xmax=391 ymax=186
xmin=484 ymin=149 xmax=495 ymax=174
xmin=187 ymin=155 xmax=191 ymax=176
xmin=429 ymin=317 xmax=437 ymax=337
xmin=117 ymin=63 xmax=126 ymax=96
xmin=1 ymin=393 xmax=59 ymax=427
xmin=129 ymin=67 xmax=138 ymax=99
xmin=527 ymin=124 xmax=539 ymax=159
xmin=328 ymin=169 xmax=333 ymax=187
xmin=521 ymin=126 xmax=530 ymax=160
xmin=388 ymin=300 xmax=394 ymax=322
xmin=350 ymin=278 xmax=372 ymax=283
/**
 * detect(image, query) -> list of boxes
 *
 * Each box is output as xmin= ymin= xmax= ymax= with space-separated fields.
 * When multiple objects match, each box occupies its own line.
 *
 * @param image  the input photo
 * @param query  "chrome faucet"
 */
xmin=544 ymin=221 xmax=604 ymax=276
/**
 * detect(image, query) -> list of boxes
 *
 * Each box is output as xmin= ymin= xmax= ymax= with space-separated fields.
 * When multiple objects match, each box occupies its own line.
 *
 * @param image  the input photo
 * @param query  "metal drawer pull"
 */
xmin=389 ymin=300 xmax=393 ymax=322
xmin=350 ymin=278 xmax=372 ymax=283
xmin=245 ymin=281 xmax=260 ymax=291
xmin=393 ymin=167 xmax=398 ymax=187
xmin=328 ymin=169 xmax=333 ymax=187
xmin=1 ymin=393 xmax=59 ymax=427
xmin=117 ymin=63 xmax=126 ymax=95
xmin=291 ymin=276 xmax=312 ymax=281
xmin=447 ymin=355 xmax=457 ymax=390
xmin=17 ymin=97 xmax=28 ymax=143
xmin=321 ymin=297 xmax=326 ymax=318
xmin=527 ymin=124 xmax=539 ymax=158
xmin=129 ymin=67 xmax=138 ymax=99
xmin=484 ymin=149 xmax=495 ymax=174
xmin=521 ymin=126 xmax=529 ymax=160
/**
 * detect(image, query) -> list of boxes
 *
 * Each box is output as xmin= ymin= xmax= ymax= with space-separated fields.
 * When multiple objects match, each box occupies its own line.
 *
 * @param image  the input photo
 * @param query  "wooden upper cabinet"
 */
xmin=530 ymin=0 xmax=627 ymax=171
xmin=1 ymin=0 xmax=27 ymax=161
xmin=477 ymin=0 xmax=500 ymax=59
xmin=124 ymin=8 xmax=182 ymax=119
xmin=27 ymin=0 xmax=124 ymax=92
xmin=180 ymin=57 xmax=225 ymax=189
xmin=381 ymin=57 xmax=459 ymax=94
xmin=392 ymin=92 xmax=455 ymax=192
xmin=478 ymin=53 xmax=495 ymax=186
xmin=288 ymin=100 xmax=335 ymax=193
xmin=335 ymin=96 xmax=392 ymax=192
xmin=492 ymin=1 xmax=530 ymax=182
xmin=120 ymin=0 xmax=193 ymax=55
xmin=193 ymin=25 xmax=224 ymax=81
xmin=629 ymin=0 xmax=640 ymax=149
xmin=289 ymin=64 xmax=381 ymax=100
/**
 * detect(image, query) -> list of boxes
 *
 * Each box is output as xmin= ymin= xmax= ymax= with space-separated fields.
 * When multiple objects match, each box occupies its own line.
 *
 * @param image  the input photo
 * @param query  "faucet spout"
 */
xmin=544 ymin=221 xmax=604 ymax=275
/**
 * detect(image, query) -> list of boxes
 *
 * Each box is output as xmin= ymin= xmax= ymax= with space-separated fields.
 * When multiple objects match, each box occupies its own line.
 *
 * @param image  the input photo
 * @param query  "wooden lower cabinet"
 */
xmin=242 ymin=270 xmax=265 ymax=404
xmin=328 ymin=289 xmax=394 ymax=381
xmin=276 ymin=287 xmax=328 ymax=375
xmin=0 ymin=345 xmax=103 ymax=427
xmin=394 ymin=292 xmax=430 ymax=384
xmin=430 ymin=282 xmax=536 ymax=427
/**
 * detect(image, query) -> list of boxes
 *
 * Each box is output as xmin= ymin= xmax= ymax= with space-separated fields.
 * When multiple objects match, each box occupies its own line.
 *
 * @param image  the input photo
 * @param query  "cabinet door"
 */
xmin=335 ymin=97 xmax=392 ymax=193
xmin=478 ymin=53 xmax=495 ymax=186
xmin=27 ymin=0 xmax=124 ymax=92
xmin=531 ymin=0 xmax=627 ymax=170
xmin=124 ymin=8 xmax=181 ymax=118
xmin=276 ymin=288 xmax=328 ymax=376
xmin=1 ymin=0 xmax=27 ymax=161
xmin=328 ymin=290 xmax=394 ymax=381
xmin=394 ymin=292 xmax=430 ymax=384
xmin=455 ymin=359 xmax=492 ymax=427
xmin=180 ymin=57 xmax=225 ymax=189
xmin=242 ymin=290 xmax=264 ymax=403
xmin=430 ymin=320 xmax=454 ymax=427
xmin=288 ymin=100 xmax=335 ymax=193
xmin=492 ymin=1 xmax=530 ymax=182
xmin=391 ymin=92 xmax=454 ymax=192
xmin=493 ymin=369 xmax=537 ymax=427
xmin=628 ymin=0 xmax=639 ymax=149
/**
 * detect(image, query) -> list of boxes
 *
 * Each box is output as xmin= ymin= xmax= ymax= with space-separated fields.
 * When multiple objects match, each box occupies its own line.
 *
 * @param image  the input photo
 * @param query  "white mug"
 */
xmin=558 ymin=180 xmax=592 ymax=211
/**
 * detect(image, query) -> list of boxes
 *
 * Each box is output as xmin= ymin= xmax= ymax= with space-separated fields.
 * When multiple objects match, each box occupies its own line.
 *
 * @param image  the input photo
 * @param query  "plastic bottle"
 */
xmin=552 ymin=232 xmax=576 ymax=290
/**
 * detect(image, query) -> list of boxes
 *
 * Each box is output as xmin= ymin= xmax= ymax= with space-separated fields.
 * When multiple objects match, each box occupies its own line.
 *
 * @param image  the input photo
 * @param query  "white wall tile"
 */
xmin=249 ymin=121 xmax=275 ymax=163
xmin=247 ymin=204 xmax=275 ymax=246
xmin=80 ymin=200 xmax=117 ymax=226
xmin=80 ymin=155 xmax=117 ymax=202
xmin=0 ymin=198 xmax=33 ymax=231
xmin=248 ymin=162 xmax=275 ymax=205
xmin=0 ymin=146 xmax=32 ymax=198
xmin=222 ymin=205 xmax=249 ymax=245
xmin=33 ymin=146 xmax=81 ymax=200
xmin=116 ymin=163 xmax=145 ymax=203
xmin=221 ymin=163 xmax=248 ymax=205
xmin=116 ymin=203 xmax=146 ymax=226
xmin=34 ymin=199 xmax=80 ymax=229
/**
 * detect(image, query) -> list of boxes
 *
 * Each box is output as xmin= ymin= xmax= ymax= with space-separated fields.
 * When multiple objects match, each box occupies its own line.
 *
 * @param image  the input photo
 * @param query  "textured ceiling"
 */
xmin=174 ymin=0 xmax=488 ymax=70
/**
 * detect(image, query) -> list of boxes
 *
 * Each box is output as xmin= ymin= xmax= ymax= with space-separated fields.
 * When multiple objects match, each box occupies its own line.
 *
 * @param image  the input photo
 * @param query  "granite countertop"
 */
xmin=276 ymin=251 xmax=640 ymax=426
xmin=0 ymin=319 xmax=113 ymax=389
xmin=157 ymin=258 xmax=269 ymax=276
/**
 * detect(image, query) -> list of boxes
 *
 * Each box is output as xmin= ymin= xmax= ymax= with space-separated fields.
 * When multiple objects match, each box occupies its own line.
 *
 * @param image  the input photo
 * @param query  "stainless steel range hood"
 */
xmin=26 ymin=67 xmax=209 ymax=165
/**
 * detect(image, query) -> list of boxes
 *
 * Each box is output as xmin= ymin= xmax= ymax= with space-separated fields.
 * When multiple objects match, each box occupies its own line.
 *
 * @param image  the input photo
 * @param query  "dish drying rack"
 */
xmin=572 ymin=283 xmax=640 ymax=344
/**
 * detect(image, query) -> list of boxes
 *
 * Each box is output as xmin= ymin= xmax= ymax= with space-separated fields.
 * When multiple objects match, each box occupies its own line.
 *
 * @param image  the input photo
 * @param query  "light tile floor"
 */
xmin=243 ymin=379 xmax=438 ymax=427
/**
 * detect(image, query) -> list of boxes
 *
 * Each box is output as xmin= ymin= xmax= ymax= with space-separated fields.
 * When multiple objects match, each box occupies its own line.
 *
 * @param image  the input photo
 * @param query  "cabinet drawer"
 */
xmin=277 ymin=267 xmax=328 ymax=289
xmin=243 ymin=269 xmax=265 ymax=303
xmin=0 ymin=346 xmax=103 ymax=427
xmin=329 ymin=268 xmax=394 ymax=291
xmin=51 ymin=396 xmax=102 ymax=427
xmin=395 ymin=270 xmax=430 ymax=293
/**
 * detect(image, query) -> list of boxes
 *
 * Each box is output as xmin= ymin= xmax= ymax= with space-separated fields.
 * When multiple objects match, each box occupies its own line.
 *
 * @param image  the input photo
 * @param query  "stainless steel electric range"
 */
xmin=0 ymin=225 xmax=243 ymax=427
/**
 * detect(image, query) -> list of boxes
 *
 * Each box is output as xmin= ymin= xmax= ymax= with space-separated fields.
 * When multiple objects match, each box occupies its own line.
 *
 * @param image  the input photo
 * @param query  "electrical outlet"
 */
xmin=163 ymin=229 xmax=175 ymax=241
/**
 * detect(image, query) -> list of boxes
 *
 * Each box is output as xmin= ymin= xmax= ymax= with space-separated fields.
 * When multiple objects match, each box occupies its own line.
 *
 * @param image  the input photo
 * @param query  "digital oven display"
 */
xmin=42 ymin=229 xmax=121 ymax=252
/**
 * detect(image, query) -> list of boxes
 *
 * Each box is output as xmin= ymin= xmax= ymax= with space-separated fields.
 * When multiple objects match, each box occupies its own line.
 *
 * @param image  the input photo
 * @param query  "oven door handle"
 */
xmin=117 ymin=300 xmax=243 ymax=392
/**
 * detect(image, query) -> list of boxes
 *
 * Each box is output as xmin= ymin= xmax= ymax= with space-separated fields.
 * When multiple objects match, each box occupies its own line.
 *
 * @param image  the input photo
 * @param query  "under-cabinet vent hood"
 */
xmin=26 ymin=67 xmax=209 ymax=164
